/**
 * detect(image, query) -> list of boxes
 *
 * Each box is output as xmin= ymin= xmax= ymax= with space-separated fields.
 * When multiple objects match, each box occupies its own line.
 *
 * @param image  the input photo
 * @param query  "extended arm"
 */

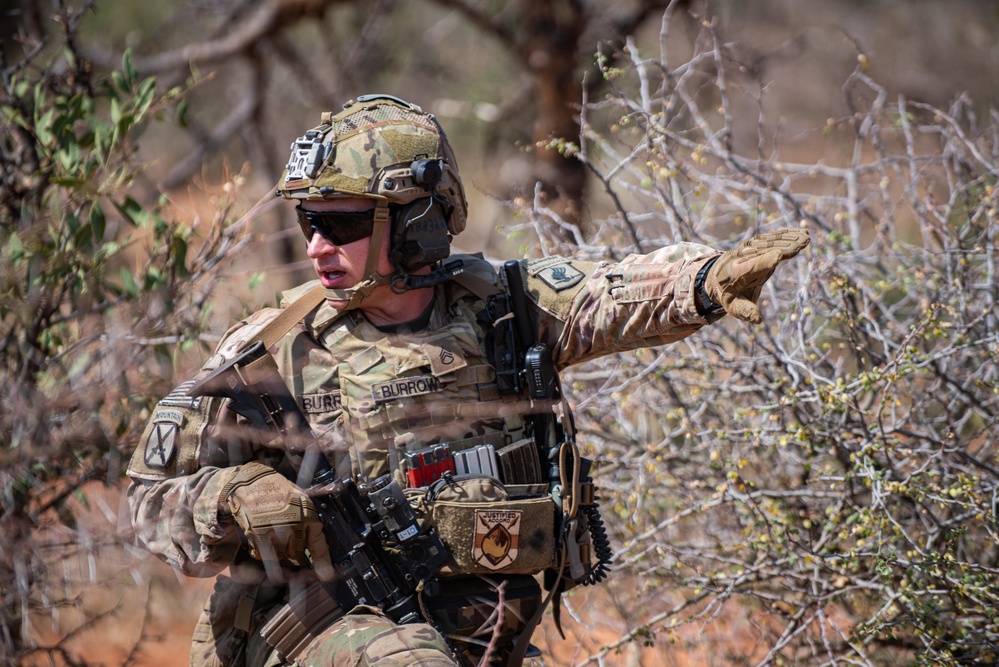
xmin=521 ymin=230 xmax=809 ymax=369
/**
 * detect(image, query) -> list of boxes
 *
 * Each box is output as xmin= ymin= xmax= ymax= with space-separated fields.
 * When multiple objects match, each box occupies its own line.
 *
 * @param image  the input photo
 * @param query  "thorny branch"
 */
xmin=510 ymin=17 xmax=999 ymax=667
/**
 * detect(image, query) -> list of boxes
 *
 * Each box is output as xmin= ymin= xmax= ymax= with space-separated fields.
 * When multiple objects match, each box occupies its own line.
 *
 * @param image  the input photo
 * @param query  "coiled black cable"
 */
xmin=581 ymin=502 xmax=613 ymax=585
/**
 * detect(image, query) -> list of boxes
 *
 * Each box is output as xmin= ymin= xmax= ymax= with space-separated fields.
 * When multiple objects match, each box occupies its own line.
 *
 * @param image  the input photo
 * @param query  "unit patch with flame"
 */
xmin=472 ymin=509 xmax=522 ymax=570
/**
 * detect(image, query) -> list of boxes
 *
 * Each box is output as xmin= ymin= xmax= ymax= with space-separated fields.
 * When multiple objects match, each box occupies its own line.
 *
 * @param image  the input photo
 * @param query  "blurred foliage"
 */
xmin=0 ymin=3 xmax=253 ymax=663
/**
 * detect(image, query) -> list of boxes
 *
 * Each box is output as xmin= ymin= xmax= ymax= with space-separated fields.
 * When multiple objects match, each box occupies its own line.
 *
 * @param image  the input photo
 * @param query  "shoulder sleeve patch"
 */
xmin=128 ymin=389 xmax=218 ymax=482
xmin=522 ymin=257 xmax=599 ymax=323
xmin=527 ymin=257 xmax=586 ymax=292
xmin=143 ymin=420 xmax=179 ymax=469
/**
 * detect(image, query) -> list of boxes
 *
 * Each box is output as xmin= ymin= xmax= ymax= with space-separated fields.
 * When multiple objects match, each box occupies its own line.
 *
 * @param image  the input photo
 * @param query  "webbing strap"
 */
xmin=251 ymin=284 xmax=328 ymax=351
xmin=452 ymin=267 xmax=503 ymax=301
xmin=507 ymin=544 xmax=568 ymax=667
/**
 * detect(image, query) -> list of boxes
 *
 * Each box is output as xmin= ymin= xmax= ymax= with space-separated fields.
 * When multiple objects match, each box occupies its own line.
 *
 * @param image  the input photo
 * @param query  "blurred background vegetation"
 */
xmin=2 ymin=1 xmax=999 ymax=665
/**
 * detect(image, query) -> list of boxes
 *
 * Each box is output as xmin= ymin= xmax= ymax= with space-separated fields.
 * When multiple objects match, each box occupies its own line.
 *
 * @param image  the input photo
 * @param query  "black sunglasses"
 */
xmin=296 ymin=206 xmax=376 ymax=245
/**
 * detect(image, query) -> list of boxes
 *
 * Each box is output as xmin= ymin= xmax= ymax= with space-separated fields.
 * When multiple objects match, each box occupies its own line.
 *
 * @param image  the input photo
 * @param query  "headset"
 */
xmin=387 ymin=158 xmax=462 ymax=291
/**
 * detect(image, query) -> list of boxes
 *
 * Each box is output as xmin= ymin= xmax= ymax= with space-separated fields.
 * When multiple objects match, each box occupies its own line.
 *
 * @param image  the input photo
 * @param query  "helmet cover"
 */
xmin=278 ymin=95 xmax=467 ymax=236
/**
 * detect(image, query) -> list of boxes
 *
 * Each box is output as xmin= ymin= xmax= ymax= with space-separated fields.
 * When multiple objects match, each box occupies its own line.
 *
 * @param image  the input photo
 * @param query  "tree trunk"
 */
xmin=520 ymin=0 xmax=588 ymax=242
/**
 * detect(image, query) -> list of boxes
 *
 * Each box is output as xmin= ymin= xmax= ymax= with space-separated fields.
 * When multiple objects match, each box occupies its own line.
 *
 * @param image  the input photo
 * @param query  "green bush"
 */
xmin=0 ymin=8 xmax=250 ymax=663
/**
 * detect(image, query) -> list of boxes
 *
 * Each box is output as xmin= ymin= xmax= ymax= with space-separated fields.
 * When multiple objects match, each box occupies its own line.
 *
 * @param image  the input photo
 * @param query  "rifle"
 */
xmin=188 ymin=340 xmax=448 ymax=624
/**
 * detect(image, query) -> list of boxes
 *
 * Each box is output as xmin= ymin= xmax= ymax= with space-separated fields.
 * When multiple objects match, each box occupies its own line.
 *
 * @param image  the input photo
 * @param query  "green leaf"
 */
xmin=176 ymin=99 xmax=189 ymax=127
xmin=13 ymin=77 xmax=28 ymax=99
xmin=1 ymin=105 xmax=27 ymax=130
xmin=110 ymin=70 xmax=127 ymax=97
xmin=33 ymin=81 xmax=45 ymax=115
xmin=133 ymin=78 xmax=157 ymax=121
xmin=90 ymin=117 xmax=111 ymax=158
xmin=6 ymin=231 xmax=24 ymax=263
xmin=171 ymin=234 xmax=189 ymax=277
xmin=146 ymin=266 xmax=164 ymax=288
xmin=89 ymin=204 xmax=106 ymax=243
xmin=71 ymin=213 xmax=93 ymax=247
xmin=199 ymin=301 xmax=213 ymax=329
xmin=48 ymin=176 xmax=88 ymax=188
xmin=35 ymin=108 xmax=54 ymax=146
xmin=119 ymin=267 xmax=139 ymax=297
xmin=57 ymin=142 xmax=78 ymax=173
xmin=122 ymin=50 xmax=138 ymax=92
xmin=116 ymin=111 xmax=134 ymax=141
xmin=114 ymin=196 xmax=147 ymax=227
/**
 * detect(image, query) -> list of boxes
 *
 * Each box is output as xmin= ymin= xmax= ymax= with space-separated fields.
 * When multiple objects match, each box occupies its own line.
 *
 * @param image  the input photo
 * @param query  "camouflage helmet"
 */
xmin=277 ymin=94 xmax=467 ymax=236
xmin=277 ymin=95 xmax=468 ymax=308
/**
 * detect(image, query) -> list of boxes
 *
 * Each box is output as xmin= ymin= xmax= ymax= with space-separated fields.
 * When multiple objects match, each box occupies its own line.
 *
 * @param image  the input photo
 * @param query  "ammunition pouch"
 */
xmin=258 ymin=579 xmax=345 ymax=663
xmin=190 ymin=575 xmax=286 ymax=667
xmin=425 ymin=476 xmax=556 ymax=576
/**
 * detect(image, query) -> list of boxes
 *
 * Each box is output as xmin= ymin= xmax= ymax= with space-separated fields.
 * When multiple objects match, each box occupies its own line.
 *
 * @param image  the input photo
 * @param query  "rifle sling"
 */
xmin=254 ymin=283 xmax=329 ymax=350
xmin=232 ymin=284 xmax=328 ymax=384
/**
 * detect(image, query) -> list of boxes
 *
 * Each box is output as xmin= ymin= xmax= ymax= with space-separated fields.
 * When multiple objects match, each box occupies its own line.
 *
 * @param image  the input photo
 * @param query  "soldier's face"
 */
xmin=302 ymin=197 xmax=394 ymax=302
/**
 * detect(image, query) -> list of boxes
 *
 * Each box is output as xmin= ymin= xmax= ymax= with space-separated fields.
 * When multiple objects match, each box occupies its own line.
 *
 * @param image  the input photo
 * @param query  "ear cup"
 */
xmin=390 ymin=197 xmax=452 ymax=272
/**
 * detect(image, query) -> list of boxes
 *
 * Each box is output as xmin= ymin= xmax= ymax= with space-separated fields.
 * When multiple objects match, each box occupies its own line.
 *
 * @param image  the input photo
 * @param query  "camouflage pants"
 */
xmin=190 ymin=574 xmax=540 ymax=667
xmin=190 ymin=576 xmax=458 ymax=667
xmin=254 ymin=610 xmax=458 ymax=667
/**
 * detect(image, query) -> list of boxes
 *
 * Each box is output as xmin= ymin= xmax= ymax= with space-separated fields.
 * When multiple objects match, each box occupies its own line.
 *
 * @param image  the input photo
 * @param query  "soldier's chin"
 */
xmin=321 ymin=285 xmax=365 ymax=311
xmin=324 ymin=294 xmax=350 ymax=308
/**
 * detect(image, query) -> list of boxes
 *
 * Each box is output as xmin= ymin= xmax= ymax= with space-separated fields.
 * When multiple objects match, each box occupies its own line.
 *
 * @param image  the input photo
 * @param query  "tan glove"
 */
xmin=219 ymin=462 xmax=335 ymax=582
xmin=702 ymin=228 xmax=810 ymax=323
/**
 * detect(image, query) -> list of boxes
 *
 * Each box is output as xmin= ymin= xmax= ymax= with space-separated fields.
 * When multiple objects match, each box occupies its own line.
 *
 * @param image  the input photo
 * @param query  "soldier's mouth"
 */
xmin=320 ymin=270 xmax=347 ymax=287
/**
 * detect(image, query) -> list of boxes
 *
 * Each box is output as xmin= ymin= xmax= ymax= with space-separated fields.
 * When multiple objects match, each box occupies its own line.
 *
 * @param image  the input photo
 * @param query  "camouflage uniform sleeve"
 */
xmin=127 ymin=461 xmax=240 ymax=578
xmin=521 ymin=243 xmax=722 ymax=369
xmin=126 ymin=309 xmax=284 ymax=577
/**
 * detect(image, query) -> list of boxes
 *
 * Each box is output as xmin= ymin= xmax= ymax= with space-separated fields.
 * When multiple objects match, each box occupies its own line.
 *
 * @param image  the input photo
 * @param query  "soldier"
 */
xmin=127 ymin=94 xmax=809 ymax=667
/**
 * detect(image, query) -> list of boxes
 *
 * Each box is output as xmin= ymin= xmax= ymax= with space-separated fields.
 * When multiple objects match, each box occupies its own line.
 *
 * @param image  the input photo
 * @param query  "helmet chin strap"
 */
xmin=320 ymin=203 xmax=395 ymax=310
xmin=322 ymin=274 xmax=392 ymax=310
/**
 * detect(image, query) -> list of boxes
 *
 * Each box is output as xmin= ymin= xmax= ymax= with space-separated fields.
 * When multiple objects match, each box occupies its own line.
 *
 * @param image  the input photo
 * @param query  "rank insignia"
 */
xmin=427 ymin=344 xmax=466 ymax=376
xmin=473 ymin=509 xmax=522 ymax=570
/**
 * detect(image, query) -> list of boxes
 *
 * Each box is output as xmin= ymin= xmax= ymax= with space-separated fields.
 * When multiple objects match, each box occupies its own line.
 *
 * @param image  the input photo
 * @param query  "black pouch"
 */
xmin=425 ymin=575 xmax=542 ymax=666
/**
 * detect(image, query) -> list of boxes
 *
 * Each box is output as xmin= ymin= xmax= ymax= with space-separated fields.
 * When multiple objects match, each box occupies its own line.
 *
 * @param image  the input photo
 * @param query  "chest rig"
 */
xmin=320 ymin=288 xmax=528 ymax=486
xmin=219 ymin=256 xmax=612 ymax=665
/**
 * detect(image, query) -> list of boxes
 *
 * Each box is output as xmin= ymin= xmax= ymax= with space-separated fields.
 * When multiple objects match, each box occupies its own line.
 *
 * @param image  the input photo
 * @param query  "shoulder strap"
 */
xmin=253 ymin=284 xmax=328 ymax=350
xmin=449 ymin=255 xmax=505 ymax=302
xmin=452 ymin=270 xmax=503 ymax=301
